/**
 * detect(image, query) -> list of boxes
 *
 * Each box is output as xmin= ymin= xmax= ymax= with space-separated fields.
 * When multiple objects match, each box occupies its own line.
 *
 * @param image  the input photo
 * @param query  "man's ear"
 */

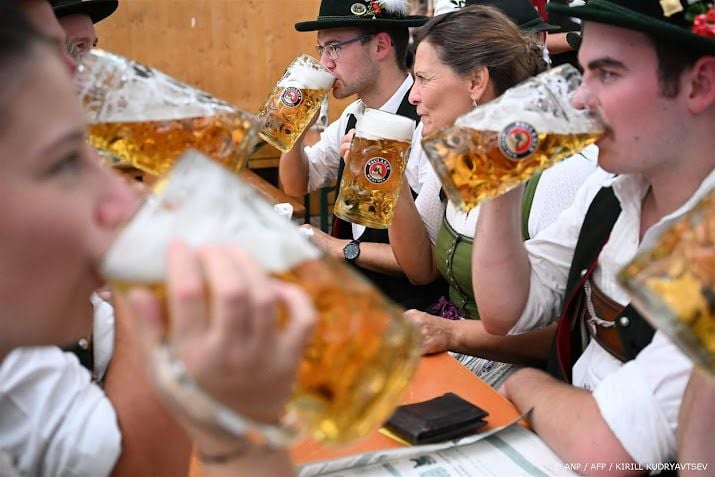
xmin=469 ymin=67 xmax=490 ymax=104
xmin=687 ymin=56 xmax=715 ymax=114
xmin=373 ymin=31 xmax=393 ymax=60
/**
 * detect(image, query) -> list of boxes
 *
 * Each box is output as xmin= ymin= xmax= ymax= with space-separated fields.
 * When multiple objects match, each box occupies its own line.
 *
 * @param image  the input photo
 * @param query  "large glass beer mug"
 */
xmin=257 ymin=55 xmax=334 ymax=152
xmin=333 ymin=108 xmax=415 ymax=228
xmin=77 ymin=49 xmax=261 ymax=175
xmin=422 ymin=64 xmax=603 ymax=211
xmin=619 ymin=190 xmax=714 ymax=376
xmin=101 ymin=150 xmax=421 ymax=445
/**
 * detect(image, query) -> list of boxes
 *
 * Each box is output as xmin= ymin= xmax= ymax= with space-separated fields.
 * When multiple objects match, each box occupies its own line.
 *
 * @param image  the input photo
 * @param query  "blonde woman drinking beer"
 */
xmin=0 ymin=4 xmax=312 ymax=475
xmin=384 ymin=5 xmax=598 ymax=387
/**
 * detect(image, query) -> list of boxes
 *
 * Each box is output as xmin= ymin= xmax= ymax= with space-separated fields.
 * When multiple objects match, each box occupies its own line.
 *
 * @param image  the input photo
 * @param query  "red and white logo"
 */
xmin=364 ymin=157 xmax=391 ymax=184
xmin=280 ymin=87 xmax=303 ymax=107
xmin=499 ymin=121 xmax=539 ymax=160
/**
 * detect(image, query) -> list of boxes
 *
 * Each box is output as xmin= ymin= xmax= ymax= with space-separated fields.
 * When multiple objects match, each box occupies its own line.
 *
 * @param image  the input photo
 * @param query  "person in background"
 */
xmin=472 ymin=0 xmax=714 ymax=471
xmin=0 ymin=3 xmax=312 ymax=476
xmin=281 ymin=0 xmax=447 ymax=310
xmin=51 ymin=0 xmax=117 ymax=62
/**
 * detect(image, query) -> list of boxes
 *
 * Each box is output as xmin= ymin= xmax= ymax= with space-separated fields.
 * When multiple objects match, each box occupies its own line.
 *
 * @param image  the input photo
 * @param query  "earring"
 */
xmin=472 ymin=99 xmax=479 ymax=108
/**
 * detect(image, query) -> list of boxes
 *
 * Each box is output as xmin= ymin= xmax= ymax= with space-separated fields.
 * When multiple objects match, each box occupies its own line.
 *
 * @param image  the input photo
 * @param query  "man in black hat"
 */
xmin=15 ymin=0 xmax=77 ymax=71
xmin=52 ymin=0 xmax=117 ymax=61
xmin=280 ymin=0 xmax=447 ymax=310
xmin=470 ymin=0 xmax=714 ymax=470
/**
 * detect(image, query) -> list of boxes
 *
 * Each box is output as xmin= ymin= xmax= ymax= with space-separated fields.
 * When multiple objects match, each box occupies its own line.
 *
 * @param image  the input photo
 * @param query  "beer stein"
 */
xmin=619 ymin=189 xmax=715 ymax=376
xmin=422 ymin=64 xmax=604 ymax=211
xmin=333 ymin=108 xmax=415 ymax=228
xmin=257 ymin=55 xmax=334 ymax=152
xmin=102 ymin=150 xmax=421 ymax=445
xmin=77 ymin=49 xmax=261 ymax=176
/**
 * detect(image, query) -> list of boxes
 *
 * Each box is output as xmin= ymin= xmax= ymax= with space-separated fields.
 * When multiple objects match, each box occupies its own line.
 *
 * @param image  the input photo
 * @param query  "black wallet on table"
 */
xmin=384 ymin=392 xmax=489 ymax=445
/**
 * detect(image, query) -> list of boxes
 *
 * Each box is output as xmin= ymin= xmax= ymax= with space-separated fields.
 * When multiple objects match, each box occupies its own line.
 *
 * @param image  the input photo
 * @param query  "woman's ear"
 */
xmin=469 ymin=67 xmax=490 ymax=104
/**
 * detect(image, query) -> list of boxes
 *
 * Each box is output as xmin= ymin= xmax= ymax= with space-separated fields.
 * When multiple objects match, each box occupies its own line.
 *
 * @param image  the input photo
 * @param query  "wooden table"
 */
xmin=292 ymin=352 xmax=520 ymax=465
xmin=189 ymin=353 xmax=520 ymax=475
xmin=240 ymin=168 xmax=306 ymax=219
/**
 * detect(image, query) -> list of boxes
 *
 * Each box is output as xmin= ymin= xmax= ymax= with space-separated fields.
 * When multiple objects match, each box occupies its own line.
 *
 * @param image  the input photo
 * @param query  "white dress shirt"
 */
xmin=511 ymin=168 xmax=715 ymax=465
xmin=0 ymin=347 xmax=121 ymax=477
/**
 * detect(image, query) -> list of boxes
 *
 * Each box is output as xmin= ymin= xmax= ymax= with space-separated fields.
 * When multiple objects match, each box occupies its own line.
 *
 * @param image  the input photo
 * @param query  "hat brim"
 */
xmin=520 ymin=17 xmax=561 ymax=33
xmin=295 ymin=16 xmax=428 ymax=32
xmin=53 ymin=0 xmax=118 ymax=24
xmin=549 ymin=0 xmax=715 ymax=54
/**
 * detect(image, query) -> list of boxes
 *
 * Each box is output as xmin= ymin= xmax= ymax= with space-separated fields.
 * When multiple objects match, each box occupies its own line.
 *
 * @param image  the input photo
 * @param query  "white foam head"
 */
xmin=455 ymin=64 xmax=601 ymax=135
xmin=101 ymin=151 xmax=321 ymax=282
xmin=277 ymin=56 xmax=334 ymax=90
xmin=355 ymin=108 xmax=415 ymax=142
xmin=79 ymin=49 xmax=239 ymax=123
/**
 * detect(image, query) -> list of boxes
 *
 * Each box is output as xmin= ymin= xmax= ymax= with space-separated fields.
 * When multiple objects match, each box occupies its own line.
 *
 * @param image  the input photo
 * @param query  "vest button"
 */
xmin=619 ymin=316 xmax=630 ymax=327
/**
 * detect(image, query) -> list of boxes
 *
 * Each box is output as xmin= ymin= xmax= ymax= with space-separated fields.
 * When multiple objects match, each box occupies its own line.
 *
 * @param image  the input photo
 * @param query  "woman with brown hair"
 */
xmin=385 ymin=5 xmax=597 ymax=387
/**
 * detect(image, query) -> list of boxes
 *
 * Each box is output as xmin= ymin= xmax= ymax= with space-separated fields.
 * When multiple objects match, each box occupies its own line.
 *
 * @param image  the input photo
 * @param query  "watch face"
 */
xmin=344 ymin=241 xmax=360 ymax=261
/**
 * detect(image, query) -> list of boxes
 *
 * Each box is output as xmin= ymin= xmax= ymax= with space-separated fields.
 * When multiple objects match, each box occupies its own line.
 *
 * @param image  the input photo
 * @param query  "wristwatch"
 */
xmin=343 ymin=239 xmax=361 ymax=263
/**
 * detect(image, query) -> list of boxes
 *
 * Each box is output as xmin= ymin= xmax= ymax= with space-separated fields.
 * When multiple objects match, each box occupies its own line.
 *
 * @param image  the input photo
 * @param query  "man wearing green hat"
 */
xmin=51 ymin=0 xmax=118 ymax=61
xmin=471 ymin=0 xmax=714 ymax=470
xmin=280 ymin=0 xmax=447 ymax=310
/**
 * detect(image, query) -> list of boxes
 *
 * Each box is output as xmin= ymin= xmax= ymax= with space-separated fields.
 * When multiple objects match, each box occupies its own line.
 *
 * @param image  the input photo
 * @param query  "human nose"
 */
xmin=408 ymin=85 xmax=420 ymax=105
xmin=319 ymin=53 xmax=335 ymax=70
xmin=571 ymin=82 xmax=594 ymax=110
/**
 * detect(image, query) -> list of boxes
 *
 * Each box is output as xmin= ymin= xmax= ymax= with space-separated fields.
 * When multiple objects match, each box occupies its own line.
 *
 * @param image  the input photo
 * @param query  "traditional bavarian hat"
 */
xmin=295 ymin=0 xmax=428 ymax=32
xmin=51 ymin=0 xmax=118 ymax=24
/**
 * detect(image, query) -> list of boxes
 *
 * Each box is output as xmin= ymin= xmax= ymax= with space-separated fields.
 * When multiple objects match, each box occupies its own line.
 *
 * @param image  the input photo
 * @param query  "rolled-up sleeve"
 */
xmin=0 ymin=347 xmax=121 ymax=477
xmin=512 ymin=169 xmax=614 ymax=334
xmin=592 ymin=332 xmax=692 ymax=465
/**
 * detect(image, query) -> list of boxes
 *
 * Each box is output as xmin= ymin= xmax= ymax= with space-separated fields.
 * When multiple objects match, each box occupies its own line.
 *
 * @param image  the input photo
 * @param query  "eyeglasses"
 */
xmin=316 ymin=33 xmax=373 ymax=61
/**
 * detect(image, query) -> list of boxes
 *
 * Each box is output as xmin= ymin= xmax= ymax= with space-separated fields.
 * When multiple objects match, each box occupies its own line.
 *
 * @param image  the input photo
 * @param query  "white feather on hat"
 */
xmin=379 ymin=0 xmax=410 ymax=16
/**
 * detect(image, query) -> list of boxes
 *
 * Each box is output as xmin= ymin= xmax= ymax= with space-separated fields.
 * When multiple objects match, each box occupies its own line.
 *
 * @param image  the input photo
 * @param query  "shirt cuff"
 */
xmin=592 ymin=361 xmax=677 ymax=466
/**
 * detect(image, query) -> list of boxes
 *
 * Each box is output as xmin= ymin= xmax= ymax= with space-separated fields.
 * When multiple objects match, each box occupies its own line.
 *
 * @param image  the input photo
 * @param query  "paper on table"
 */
xmin=297 ymin=411 xmax=576 ymax=477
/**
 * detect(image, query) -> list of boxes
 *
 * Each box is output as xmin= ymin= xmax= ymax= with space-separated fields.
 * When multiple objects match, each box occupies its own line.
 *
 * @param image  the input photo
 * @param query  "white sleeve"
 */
xmin=511 ymin=168 xmax=615 ymax=333
xmin=305 ymin=105 xmax=357 ymax=192
xmin=592 ymin=332 xmax=692 ymax=465
xmin=0 ymin=347 xmax=121 ymax=477
xmin=527 ymin=147 xmax=598 ymax=238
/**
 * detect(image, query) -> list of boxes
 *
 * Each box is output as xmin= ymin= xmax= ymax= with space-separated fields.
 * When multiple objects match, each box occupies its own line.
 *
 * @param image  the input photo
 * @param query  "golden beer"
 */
xmin=334 ymin=108 xmax=415 ymax=228
xmin=423 ymin=127 xmax=599 ymax=211
xmin=422 ymin=64 xmax=603 ymax=211
xmin=257 ymin=55 xmax=334 ymax=152
xmin=78 ymin=49 xmax=260 ymax=176
xmin=619 ymin=190 xmax=715 ymax=376
xmin=88 ymin=112 xmax=260 ymax=176
xmin=102 ymin=151 xmax=421 ymax=445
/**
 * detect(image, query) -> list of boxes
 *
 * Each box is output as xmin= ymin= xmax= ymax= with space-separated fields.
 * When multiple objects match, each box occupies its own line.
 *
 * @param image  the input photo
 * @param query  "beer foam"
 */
xmin=80 ymin=49 xmax=240 ymax=123
xmin=101 ymin=150 xmax=321 ymax=283
xmin=277 ymin=61 xmax=334 ymax=90
xmin=355 ymin=108 xmax=415 ymax=142
xmin=454 ymin=65 xmax=600 ymax=135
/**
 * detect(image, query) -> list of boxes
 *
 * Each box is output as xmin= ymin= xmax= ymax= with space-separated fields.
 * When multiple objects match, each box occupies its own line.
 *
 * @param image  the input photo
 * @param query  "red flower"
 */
xmin=692 ymin=7 xmax=715 ymax=38
xmin=370 ymin=0 xmax=382 ymax=15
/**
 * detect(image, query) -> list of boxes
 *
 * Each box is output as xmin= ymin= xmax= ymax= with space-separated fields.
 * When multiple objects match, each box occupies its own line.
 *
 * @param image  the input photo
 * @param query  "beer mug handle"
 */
xmin=152 ymin=344 xmax=298 ymax=447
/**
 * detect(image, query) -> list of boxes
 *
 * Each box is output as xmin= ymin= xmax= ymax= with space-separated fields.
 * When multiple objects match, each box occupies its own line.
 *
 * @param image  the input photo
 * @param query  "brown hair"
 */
xmin=358 ymin=26 xmax=411 ymax=72
xmin=414 ymin=5 xmax=546 ymax=96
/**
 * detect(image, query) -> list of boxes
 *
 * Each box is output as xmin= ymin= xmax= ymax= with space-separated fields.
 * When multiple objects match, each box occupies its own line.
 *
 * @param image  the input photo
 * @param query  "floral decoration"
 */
xmin=354 ymin=0 xmax=410 ymax=18
xmin=688 ymin=3 xmax=715 ymax=38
